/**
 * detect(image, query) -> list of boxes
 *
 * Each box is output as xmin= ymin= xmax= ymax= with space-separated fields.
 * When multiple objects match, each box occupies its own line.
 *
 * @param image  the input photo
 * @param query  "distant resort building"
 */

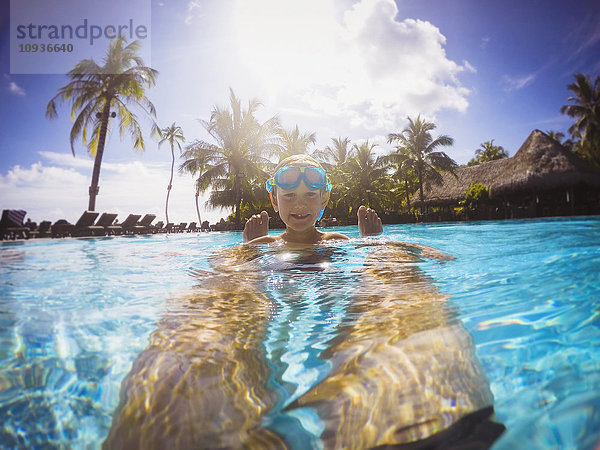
xmin=418 ymin=130 xmax=600 ymax=221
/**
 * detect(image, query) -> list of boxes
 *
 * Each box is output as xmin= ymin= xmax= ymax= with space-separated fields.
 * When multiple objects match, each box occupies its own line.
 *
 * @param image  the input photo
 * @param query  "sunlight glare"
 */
xmin=233 ymin=0 xmax=338 ymax=96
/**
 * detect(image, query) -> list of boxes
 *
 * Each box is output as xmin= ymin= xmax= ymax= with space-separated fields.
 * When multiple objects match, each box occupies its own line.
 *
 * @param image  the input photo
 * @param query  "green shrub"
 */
xmin=461 ymin=183 xmax=489 ymax=209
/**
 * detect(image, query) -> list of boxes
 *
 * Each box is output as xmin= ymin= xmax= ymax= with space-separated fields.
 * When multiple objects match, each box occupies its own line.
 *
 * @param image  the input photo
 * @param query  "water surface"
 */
xmin=0 ymin=217 xmax=599 ymax=448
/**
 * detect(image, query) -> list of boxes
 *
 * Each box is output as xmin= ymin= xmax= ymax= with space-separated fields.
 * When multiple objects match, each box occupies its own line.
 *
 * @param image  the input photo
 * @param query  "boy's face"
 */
xmin=271 ymin=167 xmax=330 ymax=232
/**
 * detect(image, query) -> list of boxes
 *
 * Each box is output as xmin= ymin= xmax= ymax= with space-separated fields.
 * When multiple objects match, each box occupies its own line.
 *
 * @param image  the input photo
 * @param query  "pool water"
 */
xmin=0 ymin=217 xmax=599 ymax=448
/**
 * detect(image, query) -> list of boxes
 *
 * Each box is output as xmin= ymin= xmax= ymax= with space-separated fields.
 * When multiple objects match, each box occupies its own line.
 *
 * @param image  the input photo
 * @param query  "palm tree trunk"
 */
xmin=234 ymin=172 xmax=241 ymax=229
xmin=417 ymin=158 xmax=425 ymax=214
xmin=165 ymin=146 xmax=174 ymax=223
xmin=88 ymin=100 xmax=112 ymax=211
xmin=404 ymin=177 xmax=411 ymax=210
xmin=195 ymin=190 xmax=201 ymax=224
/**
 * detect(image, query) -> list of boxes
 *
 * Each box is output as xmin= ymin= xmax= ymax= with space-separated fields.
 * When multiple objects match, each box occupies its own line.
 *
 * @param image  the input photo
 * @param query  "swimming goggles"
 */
xmin=265 ymin=166 xmax=332 ymax=193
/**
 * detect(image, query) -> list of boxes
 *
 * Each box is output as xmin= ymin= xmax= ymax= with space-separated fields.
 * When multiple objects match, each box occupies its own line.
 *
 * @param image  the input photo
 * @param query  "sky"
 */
xmin=1 ymin=0 xmax=599 ymax=225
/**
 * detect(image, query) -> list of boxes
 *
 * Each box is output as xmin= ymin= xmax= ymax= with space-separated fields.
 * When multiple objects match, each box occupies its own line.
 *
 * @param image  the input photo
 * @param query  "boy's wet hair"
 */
xmin=270 ymin=155 xmax=330 ymax=196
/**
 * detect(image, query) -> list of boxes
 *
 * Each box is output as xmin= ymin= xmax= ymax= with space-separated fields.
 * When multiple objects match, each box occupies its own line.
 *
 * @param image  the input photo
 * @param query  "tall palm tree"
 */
xmin=46 ymin=38 xmax=158 ymax=211
xmin=467 ymin=140 xmax=508 ymax=166
xmin=275 ymin=125 xmax=316 ymax=161
xmin=190 ymin=89 xmax=279 ymax=228
xmin=345 ymin=141 xmax=387 ymax=210
xmin=313 ymin=137 xmax=354 ymax=169
xmin=179 ymin=139 xmax=216 ymax=225
xmin=380 ymin=146 xmax=418 ymax=211
xmin=158 ymin=123 xmax=185 ymax=224
xmin=560 ymin=73 xmax=600 ymax=167
xmin=387 ymin=115 xmax=456 ymax=213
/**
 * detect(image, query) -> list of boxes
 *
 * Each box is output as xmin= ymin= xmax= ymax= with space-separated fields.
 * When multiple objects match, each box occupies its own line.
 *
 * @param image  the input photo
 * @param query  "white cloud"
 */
xmin=462 ymin=60 xmax=477 ymax=74
xmin=184 ymin=0 xmax=218 ymax=26
xmin=8 ymin=81 xmax=25 ymax=96
xmin=184 ymin=0 xmax=201 ymax=25
xmin=39 ymin=151 xmax=93 ymax=169
xmin=502 ymin=73 xmax=536 ymax=92
xmin=232 ymin=0 xmax=473 ymax=132
xmin=480 ymin=36 xmax=491 ymax=50
xmin=0 ymin=153 xmax=227 ymax=226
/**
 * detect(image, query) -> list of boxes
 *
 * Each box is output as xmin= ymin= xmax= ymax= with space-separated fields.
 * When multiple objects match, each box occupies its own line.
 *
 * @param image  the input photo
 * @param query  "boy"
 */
xmin=243 ymin=154 xmax=382 ymax=244
xmin=105 ymin=157 xmax=502 ymax=449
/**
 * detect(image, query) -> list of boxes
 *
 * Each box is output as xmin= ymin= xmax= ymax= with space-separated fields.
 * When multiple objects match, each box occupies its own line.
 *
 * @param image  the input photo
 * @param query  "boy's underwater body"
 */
xmin=104 ymin=156 xmax=504 ymax=448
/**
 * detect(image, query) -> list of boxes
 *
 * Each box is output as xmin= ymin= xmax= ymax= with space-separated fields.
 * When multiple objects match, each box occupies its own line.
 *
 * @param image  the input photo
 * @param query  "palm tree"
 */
xmin=545 ymin=130 xmax=577 ymax=151
xmin=467 ymin=140 xmax=508 ymax=166
xmin=387 ymin=115 xmax=456 ymax=213
xmin=46 ymin=38 xmax=158 ymax=211
xmin=158 ymin=123 xmax=185 ymax=224
xmin=380 ymin=146 xmax=418 ymax=211
xmin=546 ymin=130 xmax=565 ymax=144
xmin=275 ymin=125 xmax=316 ymax=161
xmin=190 ymin=89 xmax=279 ymax=228
xmin=345 ymin=141 xmax=387 ymax=211
xmin=179 ymin=139 xmax=216 ymax=225
xmin=313 ymin=137 xmax=354 ymax=169
xmin=312 ymin=137 xmax=355 ymax=222
xmin=560 ymin=73 xmax=600 ymax=167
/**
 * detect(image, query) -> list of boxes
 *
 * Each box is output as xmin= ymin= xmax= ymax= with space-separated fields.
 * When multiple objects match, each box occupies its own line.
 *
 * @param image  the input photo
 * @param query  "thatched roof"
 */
xmin=422 ymin=129 xmax=600 ymax=204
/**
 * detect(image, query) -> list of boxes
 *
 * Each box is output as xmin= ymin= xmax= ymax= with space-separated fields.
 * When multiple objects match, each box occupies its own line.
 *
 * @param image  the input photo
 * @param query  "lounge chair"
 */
xmin=152 ymin=221 xmax=164 ymax=233
xmin=187 ymin=222 xmax=197 ymax=232
xmin=110 ymin=214 xmax=142 ymax=235
xmin=136 ymin=214 xmax=156 ymax=234
xmin=70 ymin=211 xmax=101 ymax=237
xmin=29 ymin=220 xmax=52 ymax=238
xmin=0 ymin=209 xmax=29 ymax=240
xmin=164 ymin=222 xmax=174 ymax=233
xmin=176 ymin=222 xmax=187 ymax=233
xmin=95 ymin=213 xmax=119 ymax=235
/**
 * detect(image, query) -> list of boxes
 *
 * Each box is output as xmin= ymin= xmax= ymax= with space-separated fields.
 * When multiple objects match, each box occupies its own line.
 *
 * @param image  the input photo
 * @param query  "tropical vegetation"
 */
xmin=342 ymin=141 xmax=387 ymax=213
xmin=180 ymin=88 xmax=280 ymax=229
xmin=179 ymin=139 xmax=215 ymax=225
xmin=461 ymin=182 xmax=489 ymax=209
xmin=275 ymin=125 xmax=317 ymax=161
xmin=560 ymin=73 xmax=600 ymax=168
xmin=387 ymin=115 xmax=456 ymax=213
xmin=46 ymin=38 xmax=158 ymax=211
xmin=467 ymin=140 xmax=508 ymax=166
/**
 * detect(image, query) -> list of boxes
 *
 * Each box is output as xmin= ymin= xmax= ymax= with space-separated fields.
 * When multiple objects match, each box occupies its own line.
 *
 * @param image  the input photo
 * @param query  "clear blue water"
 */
xmin=0 ymin=217 xmax=599 ymax=449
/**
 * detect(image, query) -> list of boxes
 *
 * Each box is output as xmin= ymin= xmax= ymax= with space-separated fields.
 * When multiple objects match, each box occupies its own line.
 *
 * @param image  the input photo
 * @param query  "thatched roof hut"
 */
xmin=422 ymin=129 xmax=600 ymax=205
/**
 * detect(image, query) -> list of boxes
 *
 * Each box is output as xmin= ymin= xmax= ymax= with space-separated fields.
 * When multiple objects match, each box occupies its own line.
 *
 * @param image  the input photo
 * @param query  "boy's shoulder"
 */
xmin=245 ymin=235 xmax=281 ymax=245
xmin=320 ymin=231 xmax=350 ymax=241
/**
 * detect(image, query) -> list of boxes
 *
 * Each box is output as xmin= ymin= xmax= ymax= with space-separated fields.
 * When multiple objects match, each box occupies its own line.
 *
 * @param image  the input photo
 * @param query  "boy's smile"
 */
xmin=290 ymin=213 xmax=310 ymax=220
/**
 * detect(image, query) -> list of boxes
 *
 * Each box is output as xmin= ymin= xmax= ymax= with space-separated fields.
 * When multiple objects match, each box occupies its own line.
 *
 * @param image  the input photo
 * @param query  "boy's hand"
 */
xmin=357 ymin=205 xmax=383 ymax=236
xmin=243 ymin=211 xmax=270 ymax=242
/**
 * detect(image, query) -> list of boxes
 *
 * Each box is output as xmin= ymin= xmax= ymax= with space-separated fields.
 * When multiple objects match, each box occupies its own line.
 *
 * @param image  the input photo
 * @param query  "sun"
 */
xmin=232 ymin=0 xmax=338 ymax=97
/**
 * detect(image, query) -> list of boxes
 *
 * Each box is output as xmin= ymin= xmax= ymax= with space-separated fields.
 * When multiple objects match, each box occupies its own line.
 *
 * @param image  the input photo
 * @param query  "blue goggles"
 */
xmin=266 ymin=166 xmax=332 ymax=193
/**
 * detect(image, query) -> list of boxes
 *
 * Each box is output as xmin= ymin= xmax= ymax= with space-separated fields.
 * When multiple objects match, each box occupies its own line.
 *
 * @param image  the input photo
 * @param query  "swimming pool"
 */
xmin=0 ymin=217 xmax=598 ymax=448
